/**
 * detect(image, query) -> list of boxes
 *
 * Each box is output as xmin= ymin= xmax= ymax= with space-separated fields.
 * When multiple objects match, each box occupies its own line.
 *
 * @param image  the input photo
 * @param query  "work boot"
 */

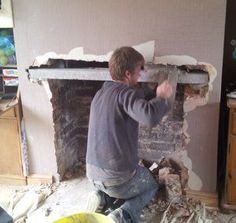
xmin=86 ymin=190 xmax=106 ymax=213
xmin=108 ymin=208 xmax=132 ymax=223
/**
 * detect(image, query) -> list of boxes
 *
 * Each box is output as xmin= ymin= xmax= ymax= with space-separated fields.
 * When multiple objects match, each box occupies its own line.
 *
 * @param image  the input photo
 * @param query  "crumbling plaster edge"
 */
xmin=34 ymin=42 xmax=217 ymax=191
xmin=180 ymin=64 xmax=217 ymax=190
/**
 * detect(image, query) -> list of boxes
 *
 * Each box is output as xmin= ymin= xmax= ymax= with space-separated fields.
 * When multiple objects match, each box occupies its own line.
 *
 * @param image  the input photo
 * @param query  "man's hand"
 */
xmin=156 ymin=81 xmax=173 ymax=98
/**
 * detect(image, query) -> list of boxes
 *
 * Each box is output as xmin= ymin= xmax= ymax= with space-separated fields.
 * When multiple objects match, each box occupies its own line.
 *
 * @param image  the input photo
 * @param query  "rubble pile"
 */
xmin=141 ymin=158 xmax=219 ymax=223
xmin=158 ymin=197 xmax=218 ymax=223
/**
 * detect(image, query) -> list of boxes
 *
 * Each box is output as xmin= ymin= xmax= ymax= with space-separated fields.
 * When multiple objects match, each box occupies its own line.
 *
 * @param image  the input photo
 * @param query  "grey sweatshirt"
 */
xmin=86 ymin=81 xmax=170 ymax=183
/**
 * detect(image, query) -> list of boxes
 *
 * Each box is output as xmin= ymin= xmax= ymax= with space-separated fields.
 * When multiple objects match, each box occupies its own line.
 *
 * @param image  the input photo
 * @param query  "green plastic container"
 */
xmin=53 ymin=212 xmax=115 ymax=223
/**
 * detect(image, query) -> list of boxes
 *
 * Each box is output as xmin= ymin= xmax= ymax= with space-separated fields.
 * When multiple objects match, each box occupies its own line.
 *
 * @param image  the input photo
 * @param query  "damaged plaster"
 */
xmin=154 ymin=54 xmax=217 ymax=191
xmin=32 ymin=41 xmax=217 ymax=191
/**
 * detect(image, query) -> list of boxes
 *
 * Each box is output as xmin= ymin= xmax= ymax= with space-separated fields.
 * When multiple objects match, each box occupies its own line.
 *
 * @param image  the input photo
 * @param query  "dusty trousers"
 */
xmin=92 ymin=166 xmax=158 ymax=223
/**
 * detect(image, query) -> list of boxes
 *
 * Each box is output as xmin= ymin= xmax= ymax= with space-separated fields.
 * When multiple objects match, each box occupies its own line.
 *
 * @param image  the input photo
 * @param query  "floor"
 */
xmin=1 ymin=178 xmax=236 ymax=223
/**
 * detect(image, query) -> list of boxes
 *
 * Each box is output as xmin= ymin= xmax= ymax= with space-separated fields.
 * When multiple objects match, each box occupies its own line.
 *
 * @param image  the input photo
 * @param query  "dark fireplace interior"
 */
xmin=48 ymin=78 xmax=187 ymax=182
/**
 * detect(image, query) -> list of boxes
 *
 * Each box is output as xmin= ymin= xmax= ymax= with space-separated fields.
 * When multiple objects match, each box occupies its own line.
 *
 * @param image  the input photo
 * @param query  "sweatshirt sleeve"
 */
xmin=119 ymin=87 xmax=171 ymax=128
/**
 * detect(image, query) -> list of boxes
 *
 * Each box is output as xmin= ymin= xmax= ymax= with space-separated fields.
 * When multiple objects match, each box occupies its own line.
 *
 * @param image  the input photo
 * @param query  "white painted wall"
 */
xmin=12 ymin=0 xmax=226 ymax=192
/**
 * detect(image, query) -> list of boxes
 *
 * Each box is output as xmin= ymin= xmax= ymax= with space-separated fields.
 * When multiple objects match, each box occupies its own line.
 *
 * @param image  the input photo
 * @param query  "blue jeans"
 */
xmin=92 ymin=166 xmax=158 ymax=223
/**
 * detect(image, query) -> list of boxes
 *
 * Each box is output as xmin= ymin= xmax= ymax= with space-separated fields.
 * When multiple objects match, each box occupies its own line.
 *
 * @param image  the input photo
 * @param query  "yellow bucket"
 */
xmin=53 ymin=212 xmax=115 ymax=223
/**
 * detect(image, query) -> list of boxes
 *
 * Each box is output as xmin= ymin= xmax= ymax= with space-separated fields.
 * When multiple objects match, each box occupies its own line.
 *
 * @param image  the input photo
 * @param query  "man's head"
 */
xmin=109 ymin=47 xmax=144 ymax=85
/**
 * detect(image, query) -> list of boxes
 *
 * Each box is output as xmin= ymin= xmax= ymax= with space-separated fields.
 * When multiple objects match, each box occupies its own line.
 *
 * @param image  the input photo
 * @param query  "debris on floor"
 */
xmin=146 ymin=197 xmax=219 ymax=223
xmin=0 ymin=176 xmax=235 ymax=223
xmin=0 ymin=183 xmax=57 ymax=223
xmin=140 ymin=158 xmax=220 ymax=223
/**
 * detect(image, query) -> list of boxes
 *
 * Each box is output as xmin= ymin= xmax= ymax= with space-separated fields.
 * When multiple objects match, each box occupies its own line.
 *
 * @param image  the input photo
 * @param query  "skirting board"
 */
xmin=26 ymin=174 xmax=53 ymax=185
xmin=0 ymin=174 xmax=53 ymax=185
xmin=0 ymin=174 xmax=27 ymax=185
xmin=186 ymin=189 xmax=218 ymax=207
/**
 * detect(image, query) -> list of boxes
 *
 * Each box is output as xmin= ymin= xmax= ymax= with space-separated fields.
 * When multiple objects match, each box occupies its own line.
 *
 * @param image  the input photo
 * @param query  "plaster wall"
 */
xmin=12 ymin=0 xmax=226 ymax=192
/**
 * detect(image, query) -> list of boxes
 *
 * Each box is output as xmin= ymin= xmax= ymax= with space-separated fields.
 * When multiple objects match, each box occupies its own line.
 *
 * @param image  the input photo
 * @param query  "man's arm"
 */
xmin=120 ymin=81 xmax=172 ymax=127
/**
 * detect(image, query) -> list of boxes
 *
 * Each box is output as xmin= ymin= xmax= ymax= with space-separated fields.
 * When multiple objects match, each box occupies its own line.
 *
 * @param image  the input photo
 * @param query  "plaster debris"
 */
xmin=158 ymin=197 xmax=217 ymax=223
xmin=141 ymin=157 xmax=188 ymax=203
xmin=0 ymin=178 xmax=232 ymax=223
xmin=141 ymin=189 xmax=219 ymax=222
xmin=0 ymin=184 xmax=56 ymax=223
xmin=164 ymin=174 xmax=182 ymax=202
xmin=140 ymin=159 xmax=219 ymax=223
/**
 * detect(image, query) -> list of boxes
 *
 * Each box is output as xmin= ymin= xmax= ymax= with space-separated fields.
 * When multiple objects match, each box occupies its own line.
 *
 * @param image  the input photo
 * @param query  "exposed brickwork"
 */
xmin=138 ymin=84 xmax=185 ymax=161
xmin=48 ymin=80 xmax=102 ymax=179
xmin=48 ymin=81 xmax=187 ymax=180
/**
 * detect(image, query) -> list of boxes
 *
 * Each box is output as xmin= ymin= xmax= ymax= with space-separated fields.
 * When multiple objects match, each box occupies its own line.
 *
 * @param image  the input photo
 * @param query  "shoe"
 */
xmin=108 ymin=208 xmax=132 ymax=223
xmin=86 ymin=190 xmax=106 ymax=213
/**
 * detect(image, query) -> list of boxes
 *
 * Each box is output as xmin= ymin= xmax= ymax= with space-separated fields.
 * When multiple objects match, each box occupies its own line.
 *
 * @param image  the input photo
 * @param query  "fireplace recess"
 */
xmin=27 ymin=62 xmax=209 ymax=180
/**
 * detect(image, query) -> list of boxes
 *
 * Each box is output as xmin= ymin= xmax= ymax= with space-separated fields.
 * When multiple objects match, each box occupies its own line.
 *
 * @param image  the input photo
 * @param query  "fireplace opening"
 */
xmin=48 ymin=78 xmax=187 ymax=182
xmin=48 ymin=79 xmax=103 ymax=180
xmin=28 ymin=59 xmax=212 ymax=190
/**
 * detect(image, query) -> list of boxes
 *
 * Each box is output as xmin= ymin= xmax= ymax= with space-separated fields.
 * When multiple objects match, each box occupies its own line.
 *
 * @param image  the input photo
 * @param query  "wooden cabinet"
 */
xmin=225 ymin=98 xmax=236 ymax=204
xmin=0 ymin=98 xmax=26 ymax=185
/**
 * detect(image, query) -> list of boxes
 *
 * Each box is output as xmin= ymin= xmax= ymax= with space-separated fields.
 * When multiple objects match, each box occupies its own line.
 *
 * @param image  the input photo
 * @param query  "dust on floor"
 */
xmin=0 ymin=178 xmax=92 ymax=223
xmin=0 ymin=178 xmax=236 ymax=223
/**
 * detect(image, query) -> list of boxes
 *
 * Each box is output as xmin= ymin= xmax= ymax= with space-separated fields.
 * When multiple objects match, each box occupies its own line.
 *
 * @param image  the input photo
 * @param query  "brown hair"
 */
xmin=109 ymin=47 xmax=144 ymax=81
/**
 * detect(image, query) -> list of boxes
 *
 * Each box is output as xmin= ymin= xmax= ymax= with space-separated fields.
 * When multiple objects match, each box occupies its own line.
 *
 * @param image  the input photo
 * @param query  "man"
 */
xmin=86 ymin=46 xmax=172 ymax=223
